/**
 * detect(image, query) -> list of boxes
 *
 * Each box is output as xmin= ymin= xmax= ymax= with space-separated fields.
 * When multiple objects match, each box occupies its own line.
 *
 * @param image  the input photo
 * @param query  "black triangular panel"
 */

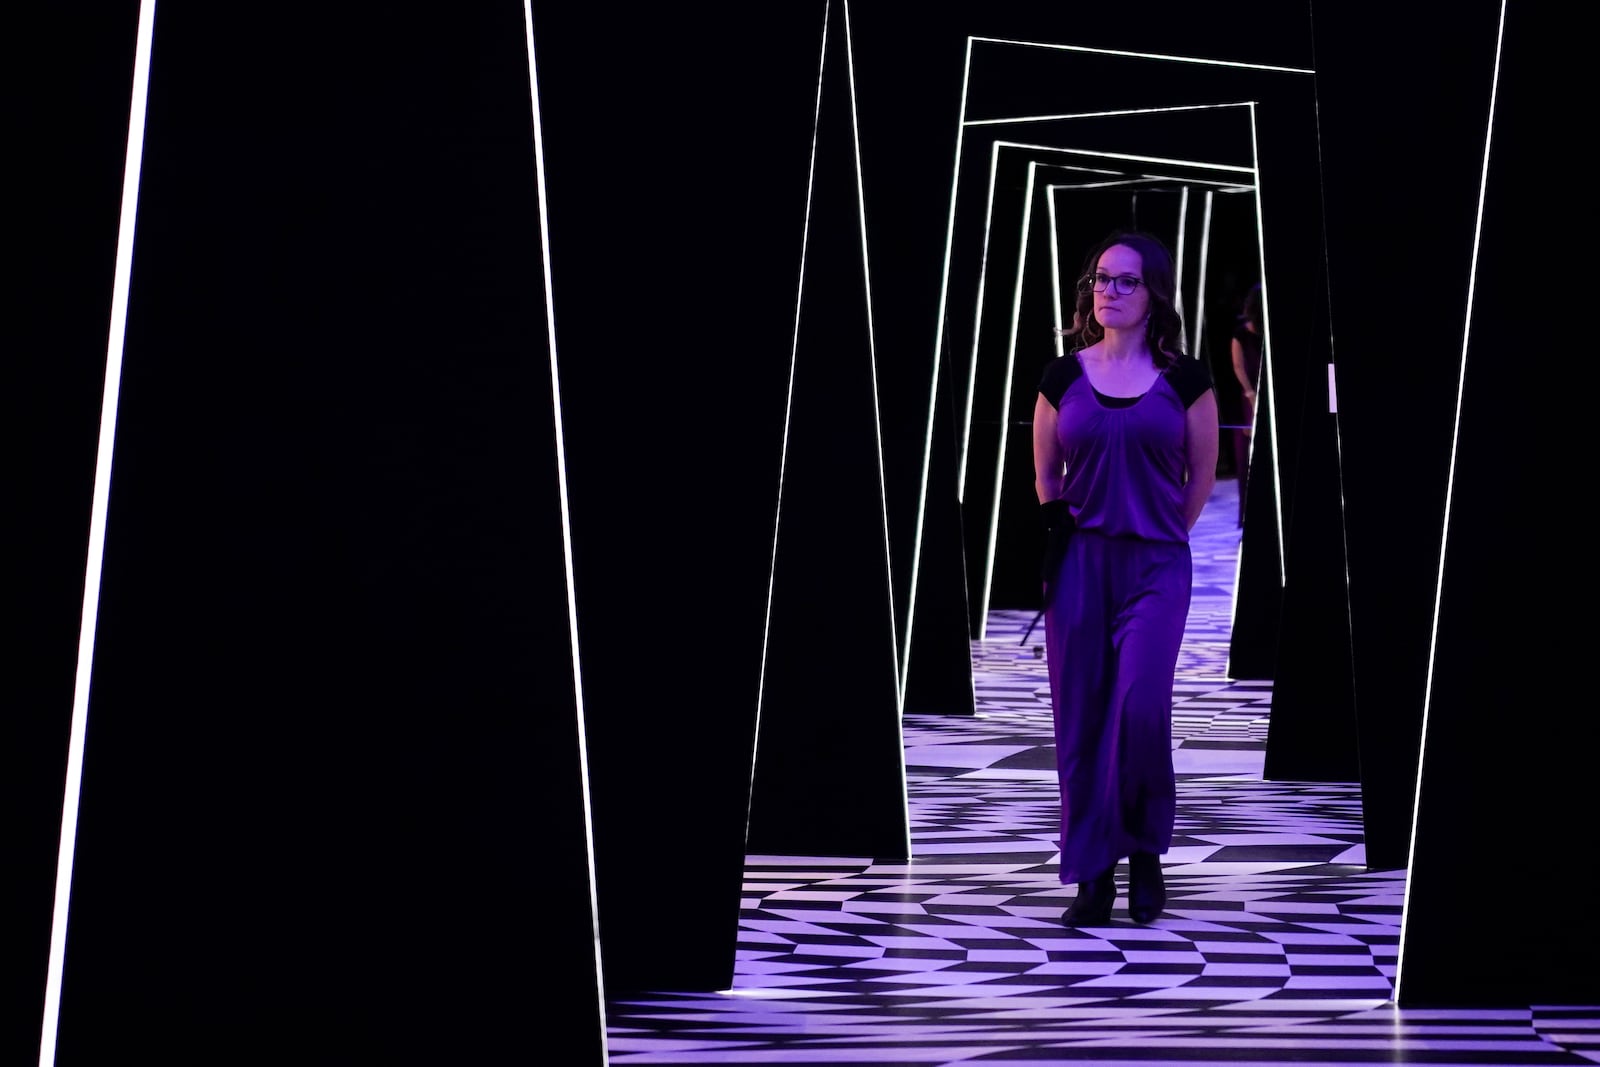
xmin=747 ymin=2 xmax=909 ymax=861
xmin=904 ymin=352 xmax=977 ymax=716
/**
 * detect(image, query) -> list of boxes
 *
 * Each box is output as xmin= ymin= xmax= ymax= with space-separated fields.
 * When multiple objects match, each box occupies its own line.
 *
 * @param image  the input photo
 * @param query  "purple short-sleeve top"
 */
xmin=1038 ymin=353 xmax=1213 ymax=544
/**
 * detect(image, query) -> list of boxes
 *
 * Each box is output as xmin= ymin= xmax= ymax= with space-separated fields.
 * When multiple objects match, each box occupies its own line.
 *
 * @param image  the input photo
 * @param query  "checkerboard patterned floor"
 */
xmin=604 ymin=479 xmax=1600 ymax=1065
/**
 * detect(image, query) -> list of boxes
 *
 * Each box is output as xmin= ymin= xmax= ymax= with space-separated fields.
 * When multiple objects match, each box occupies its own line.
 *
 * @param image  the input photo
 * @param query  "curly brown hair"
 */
xmin=1060 ymin=229 xmax=1186 ymax=370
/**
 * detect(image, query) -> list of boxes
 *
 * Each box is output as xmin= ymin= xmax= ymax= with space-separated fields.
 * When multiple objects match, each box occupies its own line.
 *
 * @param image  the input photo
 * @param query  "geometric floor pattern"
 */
xmin=605 ymin=479 xmax=1600 ymax=1065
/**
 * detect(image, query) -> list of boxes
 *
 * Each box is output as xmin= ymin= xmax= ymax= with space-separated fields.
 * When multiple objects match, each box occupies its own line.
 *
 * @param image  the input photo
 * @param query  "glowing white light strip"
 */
xmin=956 ymin=145 xmax=1256 ymax=630
xmin=976 ymin=160 xmax=1040 ymax=642
xmin=749 ymin=0 xmax=830 ymax=838
xmin=968 ymin=35 xmax=1315 ymax=74
xmin=956 ymin=139 xmax=1003 ymax=503
xmin=919 ymin=39 xmax=1280 ymax=668
xmin=1394 ymin=0 xmax=1506 ymax=1004
xmin=900 ymin=33 xmax=974 ymax=722
xmin=522 ymin=5 xmax=609 ymax=1051
xmin=965 ymin=102 xmax=1240 ymax=126
xmin=1046 ymin=187 xmax=1064 ymax=359
xmin=1244 ymin=103 xmax=1286 ymax=586
xmin=990 ymin=139 xmax=1256 ymax=174
xmin=1194 ymin=190 xmax=1213 ymax=358
xmin=38 ymin=5 xmax=158 ymax=1063
xmin=1174 ymin=186 xmax=1189 ymax=351
xmin=842 ymin=0 xmax=899 ymax=703
xmin=1027 ymin=162 xmax=1132 ymax=178
xmin=955 ymin=139 xmax=1253 ymax=497
xmin=1055 ymin=176 xmax=1250 ymax=193
xmin=1058 ymin=175 xmax=1229 ymax=355
xmin=1191 ymin=185 xmax=1244 ymax=677
xmin=842 ymin=0 xmax=908 ymax=844
xmin=972 ymin=142 xmax=1252 ymax=634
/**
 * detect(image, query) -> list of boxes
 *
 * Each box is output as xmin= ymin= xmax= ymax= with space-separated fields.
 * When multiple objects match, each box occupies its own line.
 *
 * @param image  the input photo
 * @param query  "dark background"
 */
xmin=8 ymin=2 xmax=1593 ymax=1063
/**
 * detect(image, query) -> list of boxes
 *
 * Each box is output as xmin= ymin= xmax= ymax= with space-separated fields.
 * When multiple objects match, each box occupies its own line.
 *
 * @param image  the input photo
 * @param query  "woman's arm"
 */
xmin=1231 ymin=337 xmax=1256 ymax=428
xmin=1231 ymin=337 xmax=1255 ymax=401
xmin=1033 ymin=392 xmax=1064 ymax=503
xmin=1181 ymin=388 xmax=1220 ymax=531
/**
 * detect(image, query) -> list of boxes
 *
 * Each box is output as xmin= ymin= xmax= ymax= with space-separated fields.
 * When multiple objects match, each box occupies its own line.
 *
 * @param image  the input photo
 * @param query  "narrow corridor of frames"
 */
xmin=605 ymin=478 xmax=1600 ymax=1066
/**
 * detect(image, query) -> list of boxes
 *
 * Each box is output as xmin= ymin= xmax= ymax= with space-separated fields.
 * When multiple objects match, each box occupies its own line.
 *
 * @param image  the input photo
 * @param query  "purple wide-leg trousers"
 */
xmin=1043 ymin=529 xmax=1190 ymax=884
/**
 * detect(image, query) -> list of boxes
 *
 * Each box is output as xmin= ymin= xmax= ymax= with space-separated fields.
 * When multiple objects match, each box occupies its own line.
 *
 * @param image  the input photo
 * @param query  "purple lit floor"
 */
xmin=604 ymin=478 xmax=1600 ymax=1066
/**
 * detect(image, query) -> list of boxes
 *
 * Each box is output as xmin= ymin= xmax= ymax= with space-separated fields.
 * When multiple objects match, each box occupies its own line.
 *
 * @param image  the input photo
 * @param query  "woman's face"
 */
xmin=1091 ymin=244 xmax=1150 ymax=332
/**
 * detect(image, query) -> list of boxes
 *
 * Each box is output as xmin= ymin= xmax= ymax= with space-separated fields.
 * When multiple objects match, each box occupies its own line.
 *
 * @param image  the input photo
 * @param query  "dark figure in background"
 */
xmin=1230 ymin=283 xmax=1264 ymax=526
xmin=1034 ymin=230 xmax=1219 ymax=927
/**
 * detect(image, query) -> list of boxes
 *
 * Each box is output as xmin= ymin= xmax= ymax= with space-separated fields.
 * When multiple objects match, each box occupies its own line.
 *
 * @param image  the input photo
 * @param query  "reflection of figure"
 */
xmin=1230 ymin=284 xmax=1263 ymax=526
xmin=1034 ymin=230 xmax=1219 ymax=927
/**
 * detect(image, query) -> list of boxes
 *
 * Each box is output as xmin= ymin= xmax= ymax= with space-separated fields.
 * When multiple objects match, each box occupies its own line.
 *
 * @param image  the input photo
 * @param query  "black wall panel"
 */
xmin=530 ymin=3 xmax=824 ymax=992
xmin=851 ymin=3 xmax=1317 ymax=710
xmin=24 ymin=5 xmax=603 ymax=1061
xmin=1310 ymin=0 xmax=1507 ymax=875
xmin=1261 ymin=245 xmax=1362 ymax=784
xmin=1319 ymin=2 xmax=1600 ymax=1005
xmin=20 ymin=0 xmax=1587 ymax=1055
xmin=845 ymin=12 xmax=976 ymax=717
xmin=745 ymin=0 xmax=909 ymax=860
xmin=7 ymin=6 xmax=142 ymax=1062
xmin=918 ymin=34 xmax=1329 ymax=696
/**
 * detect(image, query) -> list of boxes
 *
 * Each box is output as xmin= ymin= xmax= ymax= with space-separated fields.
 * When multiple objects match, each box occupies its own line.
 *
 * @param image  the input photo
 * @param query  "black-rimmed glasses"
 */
xmin=1079 ymin=272 xmax=1145 ymax=296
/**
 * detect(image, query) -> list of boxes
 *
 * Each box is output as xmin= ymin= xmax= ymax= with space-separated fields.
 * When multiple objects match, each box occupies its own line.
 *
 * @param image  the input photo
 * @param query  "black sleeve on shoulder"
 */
xmin=1168 ymin=355 xmax=1214 ymax=408
xmin=1038 ymin=356 xmax=1081 ymax=409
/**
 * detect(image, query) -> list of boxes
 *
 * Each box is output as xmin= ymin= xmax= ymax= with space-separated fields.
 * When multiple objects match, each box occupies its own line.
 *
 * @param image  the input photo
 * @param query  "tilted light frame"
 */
xmin=908 ymin=36 xmax=1313 ymax=664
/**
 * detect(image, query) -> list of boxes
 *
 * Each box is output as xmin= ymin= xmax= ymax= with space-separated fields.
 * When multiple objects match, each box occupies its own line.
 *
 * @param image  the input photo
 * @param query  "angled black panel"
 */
xmin=1357 ymin=4 xmax=1600 ymax=1006
xmin=746 ymin=2 xmax=909 ymax=860
xmin=1262 ymin=257 xmax=1361 ymax=783
xmin=5 ymin=6 xmax=141 ymax=1062
xmin=916 ymin=40 xmax=1330 ymax=710
xmin=845 ymin=16 xmax=971 ymax=711
xmin=1228 ymin=356 xmax=1283 ymax=680
xmin=849 ymin=6 xmax=1316 ymax=718
xmin=530 ymin=3 xmax=824 ymax=993
xmin=1310 ymin=2 xmax=1503 ymax=874
xmin=903 ymin=347 xmax=977 ymax=716
xmin=50 ymin=5 xmax=602 ymax=1061
xmin=987 ymin=145 xmax=1260 ymax=618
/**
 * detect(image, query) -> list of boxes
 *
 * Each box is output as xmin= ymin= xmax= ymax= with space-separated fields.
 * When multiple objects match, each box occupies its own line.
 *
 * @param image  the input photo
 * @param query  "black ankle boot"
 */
xmin=1062 ymin=866 xmax=1116 ymax=927
xmin=1128 ymin=851 xmax=1165 ymax=924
